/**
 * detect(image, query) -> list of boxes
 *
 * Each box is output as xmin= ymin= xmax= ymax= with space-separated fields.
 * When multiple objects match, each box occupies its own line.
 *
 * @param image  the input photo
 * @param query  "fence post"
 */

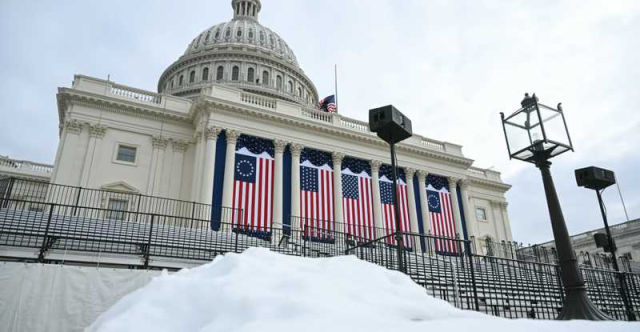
xmin=72 ymin=187 xmax=82 ymax=216
xmin=2 ymin=177 xmax=15 ymax=208
xmin=38 ymin=204 xmax=55 ymax=262
xmin=302 ymin=224 xmax=308 ymax=257
xmin=144 ymin=214 xmax=155 ymax=268
xmin=466 ymin=240 xmax=480 ymax=311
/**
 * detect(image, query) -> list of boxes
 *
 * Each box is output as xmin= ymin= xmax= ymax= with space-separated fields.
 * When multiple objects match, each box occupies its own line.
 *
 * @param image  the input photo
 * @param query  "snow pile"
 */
xmin=87 ymin=248 xmax=636 ymax=332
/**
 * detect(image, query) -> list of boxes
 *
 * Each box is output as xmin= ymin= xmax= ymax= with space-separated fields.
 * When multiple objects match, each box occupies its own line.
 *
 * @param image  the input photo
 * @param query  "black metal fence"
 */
xmin=1 ymin=178 xmax=639 ymax=320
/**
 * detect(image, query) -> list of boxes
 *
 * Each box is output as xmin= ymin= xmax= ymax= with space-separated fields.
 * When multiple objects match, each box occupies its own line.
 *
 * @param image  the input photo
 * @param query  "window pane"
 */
xmin=117 ymin=145 xmax=137 ymax=163
xmin=107 ymin=199 xmax=129 ymax=221
xmin=476 ymin=208 xmax=486 ymax=221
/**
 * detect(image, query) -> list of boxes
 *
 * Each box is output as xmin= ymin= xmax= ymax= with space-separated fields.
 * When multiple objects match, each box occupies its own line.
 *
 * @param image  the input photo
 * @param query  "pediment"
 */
xmin=101 ymin=181 xmax=139 ymax=193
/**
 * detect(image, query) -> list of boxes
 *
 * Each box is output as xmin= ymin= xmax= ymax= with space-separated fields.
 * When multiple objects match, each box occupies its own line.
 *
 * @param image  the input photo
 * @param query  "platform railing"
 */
xmin=1 ymin=188 xmax=639 ymax=320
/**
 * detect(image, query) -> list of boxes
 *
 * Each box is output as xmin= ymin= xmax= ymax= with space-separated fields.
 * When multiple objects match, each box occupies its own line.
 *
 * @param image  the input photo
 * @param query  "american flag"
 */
xmin=342 ymin=167 xmax=375 ymax=241
xmin=232 ymin=136 xmax=274 ymax=234
xmin=300 ymin=149 xmax=334 ymax=239
xmin=319 ymin=95 xmax=337 ymax=113
xmin=379 ymin=174 xmax=412 ymax=247
xmin=426 ymin=175 xmax=458 ymax=254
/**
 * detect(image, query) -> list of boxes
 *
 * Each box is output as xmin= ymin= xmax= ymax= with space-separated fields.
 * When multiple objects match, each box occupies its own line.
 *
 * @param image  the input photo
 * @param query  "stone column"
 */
xmin=417 ymin=170 xmax=431 ymax=235
xmin=169 ymin=140 xmax=188 ymax=200
xmin=200 ymin=126 xmax=221 ymax=204
xmin=80 ymin=124 xmax=107 ymax=187
xmin=221 ymin=130 xmax=240 ymax=210
xmin=332 ymin=152 xmax=344 ymax=233
xmin=405 ymin=169 xmax=420 ymax=232
xmin=448 ymin=177 xmax=464 ymax=238
xmin=500 ymin=202 xmax=513 ymax=241
xmin=290 ymin=144 xmax=303 ymax=229
xmin=459 ymin=179 xmax=477 ymax=238
xmin=150 ymin=137 xmax=168 ymax=196
xmin=54 ymin=120 xmax=84 ymax=186
xmin=190 ymin=128 xmax=204 ymax=201
xmin=272 ymin=140 xmax=286 ymax=230
xmin=370 ymin=160 xmax=383 ymax=232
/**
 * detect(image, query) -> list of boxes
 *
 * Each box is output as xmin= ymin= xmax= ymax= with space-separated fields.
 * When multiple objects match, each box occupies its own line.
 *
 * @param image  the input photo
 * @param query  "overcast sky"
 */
xmin=1 ymin=0 xmax=638 ymax=244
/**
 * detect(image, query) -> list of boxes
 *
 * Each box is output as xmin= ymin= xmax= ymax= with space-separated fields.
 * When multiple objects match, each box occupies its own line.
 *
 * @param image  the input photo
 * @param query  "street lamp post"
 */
xmin=500 ymin=93 xmax=610 ymax=320
xmin=369 ymin=105 xmax=413 ymax=273
xmin=575 ymin=166 xmax=636 ymax=321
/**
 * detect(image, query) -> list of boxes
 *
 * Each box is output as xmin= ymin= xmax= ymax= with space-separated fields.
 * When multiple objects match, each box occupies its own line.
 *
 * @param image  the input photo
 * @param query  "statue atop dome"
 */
xmin=232 ymin=0 xmax=262 ymax=21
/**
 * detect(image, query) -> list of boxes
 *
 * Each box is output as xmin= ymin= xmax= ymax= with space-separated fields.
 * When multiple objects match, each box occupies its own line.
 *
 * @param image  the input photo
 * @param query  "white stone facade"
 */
xmin=47 ymin=0 xmax=513 ymax=249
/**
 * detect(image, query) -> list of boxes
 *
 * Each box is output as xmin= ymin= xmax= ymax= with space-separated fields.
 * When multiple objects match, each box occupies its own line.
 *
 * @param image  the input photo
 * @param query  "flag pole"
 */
xmin=334 ymin=64 xmax=339 ymax=112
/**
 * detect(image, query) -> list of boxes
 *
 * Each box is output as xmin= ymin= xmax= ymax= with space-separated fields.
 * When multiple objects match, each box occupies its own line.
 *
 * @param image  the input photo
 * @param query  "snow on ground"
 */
xmin=87 ymin=248 xmax=636 ymax=332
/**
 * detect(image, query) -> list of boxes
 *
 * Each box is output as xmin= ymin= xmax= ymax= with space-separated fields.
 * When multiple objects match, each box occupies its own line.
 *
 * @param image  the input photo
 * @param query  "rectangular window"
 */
xmin=116 ymin=145 xmax=137 ymax=164
xmin=106 ymin=199 xmax=129 ymax=221
xmin=476 ymin=208 xmax=487 ymax=221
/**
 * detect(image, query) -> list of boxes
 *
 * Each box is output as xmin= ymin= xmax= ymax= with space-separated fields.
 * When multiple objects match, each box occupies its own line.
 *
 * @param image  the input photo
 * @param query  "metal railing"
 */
xmin=1 ymin=187 xmax=639 ymax=320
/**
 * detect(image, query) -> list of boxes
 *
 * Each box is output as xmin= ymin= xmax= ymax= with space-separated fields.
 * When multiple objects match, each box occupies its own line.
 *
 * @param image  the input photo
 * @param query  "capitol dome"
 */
xmin=158 ymin=0 xmax=318 ymax=106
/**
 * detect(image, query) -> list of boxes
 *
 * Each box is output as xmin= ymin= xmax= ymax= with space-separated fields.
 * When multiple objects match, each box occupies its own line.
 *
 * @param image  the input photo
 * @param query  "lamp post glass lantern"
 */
xmin=500 ymin=93 xmax=611 ymax=321
xmin=501 ymin=93 xmax=573 ymax=162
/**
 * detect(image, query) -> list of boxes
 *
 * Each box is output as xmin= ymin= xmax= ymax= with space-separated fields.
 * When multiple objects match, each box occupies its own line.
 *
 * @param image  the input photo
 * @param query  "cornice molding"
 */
xmin=57 ymin=89 xmax=191 ymax=126
xmin=200 ymin=97 xmax=475 ymax=169
xmin=468 ymin=177 xmax=512 ymax=192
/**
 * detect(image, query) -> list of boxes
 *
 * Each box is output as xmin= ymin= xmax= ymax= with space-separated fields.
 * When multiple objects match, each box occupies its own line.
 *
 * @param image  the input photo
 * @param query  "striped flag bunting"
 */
xmin=231 ymin=135 xmax=274 ymax=240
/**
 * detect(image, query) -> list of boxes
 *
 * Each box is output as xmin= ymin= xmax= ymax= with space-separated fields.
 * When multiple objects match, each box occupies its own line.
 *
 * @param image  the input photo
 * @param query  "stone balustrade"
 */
xmin=70 ymin=75 xmax=192 ymax=114
xmin=241 ymin=92 xmax=276 ymax=109
xmin=0 ymin=157 xmax=53 ymax=174
xmin=110 ymin=83 xmax=162 ymax=104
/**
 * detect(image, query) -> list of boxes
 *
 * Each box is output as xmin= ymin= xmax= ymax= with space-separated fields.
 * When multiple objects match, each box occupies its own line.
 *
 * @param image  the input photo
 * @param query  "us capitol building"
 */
xmin=4 ymin=0 xmax=513 ymax=253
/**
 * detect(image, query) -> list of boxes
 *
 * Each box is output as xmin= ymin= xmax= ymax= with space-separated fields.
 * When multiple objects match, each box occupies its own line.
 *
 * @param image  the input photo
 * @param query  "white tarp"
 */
xmin=0 ymin=262 xmax=160 ymax=332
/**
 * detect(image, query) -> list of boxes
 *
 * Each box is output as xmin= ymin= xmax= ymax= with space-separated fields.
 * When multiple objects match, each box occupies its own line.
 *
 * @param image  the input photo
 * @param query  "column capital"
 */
xmin=290 ymin=143 xmax=304 ymax=157
xmin=332 ymin=152 xmax=345 ymax=164
xmin=226 ymin=129 xmax=240 ymax=144
xmin=172 ymin=139 xmax=189 ymax=153
xmin=417 ymin=170 xmax=429 ymax=181
xmin=448 ymin=177 xmax=460 ymax=187
xmin=205 ymin=126 xmax=222 ymax=140
xmin=152 ymin=136 xmax=169 ymax=149
xmin=459 ymin=178 xmax=471 ymax=190
xmin=274 ymin=139 xmax=287 ymax=154
xmin=405 ymin=167 xmax=416 ymax=179
xmin=89 ymin=124 xmax=107 ymax=138
xmin=490 ymin=200 xmax=503 ymax=208
xmin=65 ymin=119 xmax=84 ymax=135
xmin=370 ymin=160 xmax=382 ymax=172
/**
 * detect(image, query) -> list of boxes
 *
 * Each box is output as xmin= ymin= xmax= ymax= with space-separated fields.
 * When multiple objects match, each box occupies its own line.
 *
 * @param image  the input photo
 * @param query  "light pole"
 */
xmin=575 ymin=166 xmax=636 ymax=321
xmin=500 ymin=93 xmax=610 ymax=320
xmin=369 ymin=105 xmax=413 ymax=273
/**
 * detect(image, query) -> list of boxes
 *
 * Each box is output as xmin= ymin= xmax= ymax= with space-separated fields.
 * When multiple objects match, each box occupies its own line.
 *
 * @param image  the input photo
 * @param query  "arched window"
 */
xmin=298 ymin=87 xmax=302 ymax=97
xmin=216 ymin=66 xmax=224 ymax=80
xmin=248 ymin=29 xmax=254 ymax=39
xmin=215 ymin=30 xmax=220 ymax=39
xmin=276 ymin=75 xmax=283 ymax=89
xmin=205 ymin=31 xmax=210 ymax=42
xmin=232 ymin=66 xmax=240 ymax=81
xmin=202 ymin=67 xmax=209 ymax=81
xmin=225 ymin=29 xmax=231 ymax=38
xmin=179 ymin=75 xmax=184 ymax=86
xmin=262 ymin=71 xmax=269 ymax=86
xmin=189 ymin=70 xmax=195 ymax=83
xmin=170 ymin=79 xmax=174 ymax=89
xmin=236 ymin=29 xmax=242 ymax=37
xmin=247 ymin=68 xmax=255 ymax=83
xmin=287 ymin=81 xmax=293 ymax=93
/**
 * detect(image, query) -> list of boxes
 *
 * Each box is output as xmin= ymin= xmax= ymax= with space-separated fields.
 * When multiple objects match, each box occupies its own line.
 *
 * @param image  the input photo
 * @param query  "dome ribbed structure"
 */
xmin=158 ymin=0 xmax=318 ymax=106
